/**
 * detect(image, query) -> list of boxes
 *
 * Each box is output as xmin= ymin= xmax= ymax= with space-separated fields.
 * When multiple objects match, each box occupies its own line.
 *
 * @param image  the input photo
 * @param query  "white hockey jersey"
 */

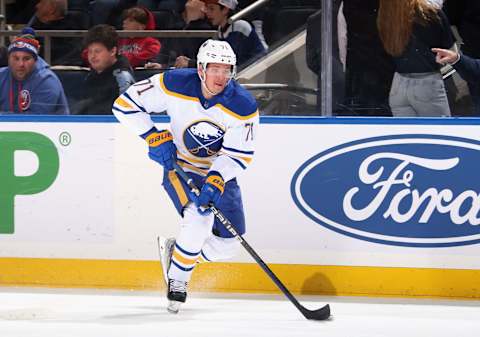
xmin=112 ymin=68 xmax=259 ymax=182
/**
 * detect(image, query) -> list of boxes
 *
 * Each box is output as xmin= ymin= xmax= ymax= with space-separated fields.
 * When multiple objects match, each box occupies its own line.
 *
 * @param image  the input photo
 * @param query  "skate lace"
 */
xmin=169 ymin=279 xmax=187 ymax=293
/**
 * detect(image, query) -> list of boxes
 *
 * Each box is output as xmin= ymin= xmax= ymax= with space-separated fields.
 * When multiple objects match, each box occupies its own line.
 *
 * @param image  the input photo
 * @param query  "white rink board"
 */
xmin=1 ymin=118 xmax=480 ymax=270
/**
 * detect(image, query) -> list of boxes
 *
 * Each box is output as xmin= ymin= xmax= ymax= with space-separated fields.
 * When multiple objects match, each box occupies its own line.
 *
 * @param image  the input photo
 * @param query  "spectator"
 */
xmin=444 ymin=0 xmax=480 ymax=115
xmin=169 ymin=0 xmax=213 ymax=68
xmin=29 ymin=0 xmax=86 ymax=65
xmin=342 ymin=0 xmax=394 ymax=116
xmin=118 ymin=7 xmax=161 ymax=68
xmin=174 ymin=0 xmax=266 ymax=69
xmin=144 ymin=0 xmax=213 ymax=69
xmin=432 ymin=48 xmax=480 ymax=84
xmin=377 ymin=0 xmax=454 ymax=117
xmin=75 ymin=24 xmax=135 ymax=115
xmin=0 ymin=28 xmax=69 ymax=114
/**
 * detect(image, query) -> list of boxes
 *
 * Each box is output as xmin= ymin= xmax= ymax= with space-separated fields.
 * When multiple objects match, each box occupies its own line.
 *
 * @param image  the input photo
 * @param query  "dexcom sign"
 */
xmin=0 ymin=132 xmax=59 ymax=234
xmin=291 ymin=134 xmax=480 ymax=248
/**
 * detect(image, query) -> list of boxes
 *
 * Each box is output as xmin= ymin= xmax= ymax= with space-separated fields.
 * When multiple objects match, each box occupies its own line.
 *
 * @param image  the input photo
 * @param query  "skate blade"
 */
xmin=167 ymin=301 xmax=181 ymax=314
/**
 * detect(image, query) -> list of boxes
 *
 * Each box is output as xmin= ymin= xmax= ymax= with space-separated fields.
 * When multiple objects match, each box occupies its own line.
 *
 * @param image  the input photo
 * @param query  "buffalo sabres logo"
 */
xmin=19 ymin=89 xmax=31 ymax=111
xmin=183 ymin=120 xmax=225 ymax=157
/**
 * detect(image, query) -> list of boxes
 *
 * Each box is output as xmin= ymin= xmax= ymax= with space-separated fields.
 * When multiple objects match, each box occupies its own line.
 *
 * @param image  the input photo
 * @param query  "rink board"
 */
xmin=1 ymin=116 xmax=480 ymax=299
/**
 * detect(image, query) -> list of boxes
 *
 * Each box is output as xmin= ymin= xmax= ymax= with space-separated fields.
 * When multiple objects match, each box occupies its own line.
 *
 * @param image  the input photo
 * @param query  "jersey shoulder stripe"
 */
xmin=160 ymin=68 xmax=200 ymax=102
xmin=217 ymin=81 xmax=259 ymax=120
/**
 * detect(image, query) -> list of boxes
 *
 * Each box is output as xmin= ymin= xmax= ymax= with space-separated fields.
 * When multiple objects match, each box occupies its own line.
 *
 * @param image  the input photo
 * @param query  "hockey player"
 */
xmin=112 ymin=39 xmax=259 ymax=313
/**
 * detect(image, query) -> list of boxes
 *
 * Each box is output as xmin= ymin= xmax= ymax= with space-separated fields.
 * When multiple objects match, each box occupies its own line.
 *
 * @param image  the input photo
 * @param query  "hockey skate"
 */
xmin=157 ymin=237 xmax=187 ymax=313
xmin=166 ymin=279 xmax=188 ymax=314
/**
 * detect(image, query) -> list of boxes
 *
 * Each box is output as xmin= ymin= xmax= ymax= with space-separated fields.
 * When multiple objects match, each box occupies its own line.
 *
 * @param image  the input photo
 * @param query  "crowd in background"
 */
xmin=0 ymin=0 xmax=479 ymax=116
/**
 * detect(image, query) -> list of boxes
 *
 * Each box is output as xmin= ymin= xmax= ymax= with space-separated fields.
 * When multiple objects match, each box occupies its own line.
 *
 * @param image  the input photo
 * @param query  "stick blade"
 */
xmin=301 ymin=304 xmax=331 ymax=321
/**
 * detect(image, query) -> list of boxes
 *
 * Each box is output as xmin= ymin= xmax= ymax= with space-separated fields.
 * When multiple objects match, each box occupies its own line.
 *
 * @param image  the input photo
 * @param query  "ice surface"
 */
xmin=0 ymin=287 xmax=479 ymax=337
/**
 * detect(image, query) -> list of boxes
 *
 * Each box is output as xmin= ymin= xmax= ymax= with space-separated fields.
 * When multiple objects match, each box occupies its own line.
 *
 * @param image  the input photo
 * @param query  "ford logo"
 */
xmin=291 ymin=134 xmax=480 ymax=247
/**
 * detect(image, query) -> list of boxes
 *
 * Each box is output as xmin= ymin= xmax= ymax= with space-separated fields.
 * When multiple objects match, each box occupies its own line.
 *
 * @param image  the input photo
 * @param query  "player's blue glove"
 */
xmin=191 ymin=171 xmax=225 ymax=215
xmin=142 ymin=128 xmax=177 ymax=171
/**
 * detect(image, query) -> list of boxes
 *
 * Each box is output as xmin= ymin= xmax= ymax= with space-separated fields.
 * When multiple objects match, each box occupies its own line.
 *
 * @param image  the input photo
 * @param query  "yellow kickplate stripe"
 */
xmin=1 ymin=258 xmax=480 ymax=299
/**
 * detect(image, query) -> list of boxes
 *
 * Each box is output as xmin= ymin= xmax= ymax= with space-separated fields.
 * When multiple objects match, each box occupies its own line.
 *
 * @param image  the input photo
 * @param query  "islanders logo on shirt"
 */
xmin=183 ymin=120 xmax=225 ymax=157
xmin=19 ymin=89 xmax=31 ymax=111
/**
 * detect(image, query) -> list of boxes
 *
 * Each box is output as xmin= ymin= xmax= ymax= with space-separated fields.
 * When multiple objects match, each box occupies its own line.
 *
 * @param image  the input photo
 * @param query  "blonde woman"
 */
xmin=377 ymin=0 xmax=454 ymax=117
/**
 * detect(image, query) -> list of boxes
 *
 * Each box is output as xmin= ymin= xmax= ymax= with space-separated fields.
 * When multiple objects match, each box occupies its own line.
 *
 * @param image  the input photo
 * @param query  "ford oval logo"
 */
xmin=291 ymin=134 xmax=480 ymax=247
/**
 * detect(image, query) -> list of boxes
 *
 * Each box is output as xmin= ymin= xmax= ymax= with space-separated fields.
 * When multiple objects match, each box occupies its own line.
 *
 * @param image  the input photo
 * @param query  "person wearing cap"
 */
xmin=0 ymin=28 xmax=70 ymax=114
xmin=175 ymin=0 xmax=266 ymax=69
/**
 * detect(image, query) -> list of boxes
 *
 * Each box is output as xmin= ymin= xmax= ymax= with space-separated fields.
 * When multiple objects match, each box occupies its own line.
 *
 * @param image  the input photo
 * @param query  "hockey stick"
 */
xmin=172 ymin=162 xmax=331 ymax=321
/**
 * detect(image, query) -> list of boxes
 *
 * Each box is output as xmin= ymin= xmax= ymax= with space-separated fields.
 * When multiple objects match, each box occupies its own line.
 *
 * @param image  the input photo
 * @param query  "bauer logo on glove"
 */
xmin=146 ymin=130 xmax=173 ymax=147
xmin=192 ymin=171 xmax=225 ymax=215
xmin=142 ymin=128 xmax=177 ymax=171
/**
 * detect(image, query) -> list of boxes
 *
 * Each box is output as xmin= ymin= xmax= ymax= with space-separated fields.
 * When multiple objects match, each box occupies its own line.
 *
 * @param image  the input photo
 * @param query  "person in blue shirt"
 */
xmin=0 ymin=28 xmax=69 ymax=114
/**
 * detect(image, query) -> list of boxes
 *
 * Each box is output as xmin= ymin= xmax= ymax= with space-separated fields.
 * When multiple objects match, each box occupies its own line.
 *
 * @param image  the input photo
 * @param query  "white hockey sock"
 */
xmin=168 ymin=204 xmax=214 ymax=282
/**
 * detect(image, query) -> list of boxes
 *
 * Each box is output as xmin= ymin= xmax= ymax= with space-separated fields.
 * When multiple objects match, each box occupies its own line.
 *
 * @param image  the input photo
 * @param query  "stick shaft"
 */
xmin=172 ymin=163 xmax=330 ymax=320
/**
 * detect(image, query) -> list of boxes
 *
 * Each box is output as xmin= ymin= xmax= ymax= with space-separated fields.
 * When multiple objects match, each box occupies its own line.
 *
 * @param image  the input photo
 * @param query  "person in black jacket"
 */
xmin=444 ymin=0 xmax=480 ymax=115
xmin=75 ymin=24 xmax=135 ymax=115
xmin=342 ymin=0 xmax=394 ymax=116
xmin=29 ymin=0 xmax=87 ymax=65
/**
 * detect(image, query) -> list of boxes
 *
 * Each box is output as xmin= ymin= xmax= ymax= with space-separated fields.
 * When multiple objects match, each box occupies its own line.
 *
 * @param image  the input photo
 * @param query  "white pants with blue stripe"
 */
xmin=168 ymin=203 xmax=241 ymax=282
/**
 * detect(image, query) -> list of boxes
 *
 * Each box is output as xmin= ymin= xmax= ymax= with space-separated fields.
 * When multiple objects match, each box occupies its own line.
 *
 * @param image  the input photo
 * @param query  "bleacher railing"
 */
xmin=0 ymin=30 xmax=216 ymax=65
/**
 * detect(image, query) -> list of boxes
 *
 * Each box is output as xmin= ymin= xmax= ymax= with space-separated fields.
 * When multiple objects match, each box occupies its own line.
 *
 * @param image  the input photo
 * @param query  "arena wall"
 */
xmin=1 ymin=116 xmax=480 ymax=299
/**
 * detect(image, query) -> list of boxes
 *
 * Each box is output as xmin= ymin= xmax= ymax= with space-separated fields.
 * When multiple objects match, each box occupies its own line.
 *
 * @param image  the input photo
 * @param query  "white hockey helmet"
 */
xmin=197 ymin=39 xmax=237 ymax=79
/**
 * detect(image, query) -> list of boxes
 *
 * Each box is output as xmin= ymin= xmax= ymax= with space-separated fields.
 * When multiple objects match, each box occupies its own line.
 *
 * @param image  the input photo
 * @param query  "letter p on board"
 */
xmin=0 ymin=132 xmax=59 ymax=234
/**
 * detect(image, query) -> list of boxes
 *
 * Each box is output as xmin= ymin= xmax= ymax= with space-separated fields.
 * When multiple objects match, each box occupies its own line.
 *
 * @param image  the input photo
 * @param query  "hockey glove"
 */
xmin=143 ymin=128 xmax=177 ymax=171
xmin=192 ymin=171 xmax=225 ymax=215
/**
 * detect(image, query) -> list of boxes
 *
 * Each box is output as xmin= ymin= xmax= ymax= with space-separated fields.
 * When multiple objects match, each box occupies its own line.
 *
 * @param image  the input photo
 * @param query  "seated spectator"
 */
xmin=170 ymin=0 xmax=213 ymax=68
xmin=0 ymin=28 xmax=69 ymax=114
xmin=174 ymin=0 xmax=266 ymax=69
xmin=75 ymin=24 xmax=135 ymax=115
xmin=144 ymin=0 xmax=213 ymax=69
xmin=432 ymin=48 xmax=480 ymax=84
xmin=118 ymin=7 xmax=162 ymax=68
xmin=29 ymin=0 xmax=86 ymax=65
